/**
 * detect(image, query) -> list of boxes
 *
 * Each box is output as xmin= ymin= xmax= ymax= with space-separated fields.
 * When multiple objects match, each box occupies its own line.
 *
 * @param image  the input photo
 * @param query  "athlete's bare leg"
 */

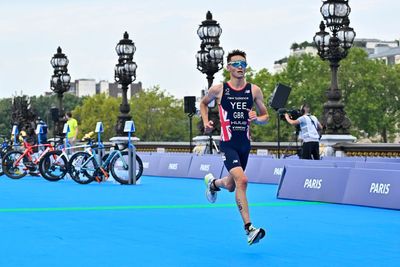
xmin=214 ymin=166 xmax=250 ymax=225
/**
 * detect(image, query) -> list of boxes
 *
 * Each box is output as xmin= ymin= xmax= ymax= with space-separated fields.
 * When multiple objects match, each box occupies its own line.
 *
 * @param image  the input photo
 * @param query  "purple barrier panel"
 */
xmin=219 ymin=157 xmax=285 ymax=184
xmin=222 ymin=158 xmax=334 ymax=184
xmin=332 ymin=161 xmax=357 ymax=168
xmin=316 ymin=160 xmax=357 ymax=168
xmin=155 ymin=154 xmax=193 ymax=177
xmin=323 ymin=156 xmax=366 ymax=161
xmin=187 ymin=155 xmax=224 ymax=179
xmin=283 ymin=159 xmax=335 ymax=167
xmin=245 ymin=158 xmax=285 ymax=184
xmin=137 ymin=153 xmax=162 ymax=176
xmin=365 ymin=157 xmax=400 ymax=163
xmin=277 ymin=166 xmax=351 ymax=203
xmin=221 ymin=165 xmax=229 ymax=178
xmin=343 ymin=168 xmax=400 ymax=210
xmin=355 ymin=161 xmax=400 ymax=170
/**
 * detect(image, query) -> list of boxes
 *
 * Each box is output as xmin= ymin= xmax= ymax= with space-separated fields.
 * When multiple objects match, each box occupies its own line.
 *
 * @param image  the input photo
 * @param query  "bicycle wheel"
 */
xmin=68 ymin=151 xmax=97 ymax=184
xmin=2 ymin=150 xmax=29 ymax=179
xmin=0 ymin=153 xmax=4 ymax=176
xmin=39 ymin=150 xmax=68 ymax=182
xmin=110 ymin=151 xmax=143 ymax=185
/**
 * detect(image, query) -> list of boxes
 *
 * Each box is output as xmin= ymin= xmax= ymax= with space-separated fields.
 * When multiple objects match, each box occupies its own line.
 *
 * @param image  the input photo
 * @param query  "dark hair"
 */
xmin=66 ymin=111 xmax=72 ymax=118
xmin=227 ymin=50 xmax=246 ymax=63
xmin=301 ymin=103 xmax=311 ymax=114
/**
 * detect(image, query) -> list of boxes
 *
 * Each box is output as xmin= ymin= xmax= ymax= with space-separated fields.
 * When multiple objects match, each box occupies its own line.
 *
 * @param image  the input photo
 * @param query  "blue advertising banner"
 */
xmin=155 ymin=154 xmax=193 ymax=177
xmin=187 ymin=155 xmax=224 ymax=179
xmin=223 ymin=158 xmax=336 ymax=184
xmin=343 ymin=168 xmax=400 ymax=210
xmin=277 ymin=166 xmax=351 ymax=203
xmin=138 ymin=153 xmax=162 ymax=176
xmin=355 ymin=161 xmax=400 ymax=170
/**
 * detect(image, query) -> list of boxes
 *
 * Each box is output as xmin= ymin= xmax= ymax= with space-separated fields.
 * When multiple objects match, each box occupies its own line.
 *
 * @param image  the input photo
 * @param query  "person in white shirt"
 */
xmin=284 ymin=103 xmax=322 ymax=160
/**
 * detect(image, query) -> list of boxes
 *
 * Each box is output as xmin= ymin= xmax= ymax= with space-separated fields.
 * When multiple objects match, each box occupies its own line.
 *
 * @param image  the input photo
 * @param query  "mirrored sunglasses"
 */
xmin=228 ymin=60 xmax=247 ymax=69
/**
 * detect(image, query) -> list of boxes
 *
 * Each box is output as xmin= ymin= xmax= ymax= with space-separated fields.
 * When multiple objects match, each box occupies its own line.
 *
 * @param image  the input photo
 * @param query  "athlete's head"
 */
xmin=227 ymin=50 xmax=247 ymax=79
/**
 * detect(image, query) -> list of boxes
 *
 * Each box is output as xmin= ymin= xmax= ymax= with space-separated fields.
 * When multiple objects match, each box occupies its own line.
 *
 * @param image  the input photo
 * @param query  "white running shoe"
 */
xmin=246 ymin=225 xmax=266 ymax=245
xmin=204 ymin=173 xmax=218 ymax=203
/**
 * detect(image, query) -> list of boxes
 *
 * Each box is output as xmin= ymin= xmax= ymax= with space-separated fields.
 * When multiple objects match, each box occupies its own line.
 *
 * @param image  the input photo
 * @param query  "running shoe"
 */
xmin=204 ymin=173 xmax=218 ymax=203
xmin=246 ymin=225 xmax=266 ymax=245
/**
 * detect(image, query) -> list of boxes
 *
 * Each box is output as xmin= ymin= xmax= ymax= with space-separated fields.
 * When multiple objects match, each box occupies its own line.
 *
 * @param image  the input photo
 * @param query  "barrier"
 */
xmin=355 ymin=161 xmax=400 ymax=170
xmin=365 ymin=157 xmax=400 ymax=163
xmin=155 ymin=154 xmax=193 ymax=178
xmin=277 ymin=166 xmax=351 ymax=203
xmin=277 ymin=165 xmax=400 ymax=210
xmin=139 ymin=153 xmax=163 ymax=176
xmin=219 ymin=157 xmax=337 ymax=184
xmin=322 ymin=156 xmax=366 ymax=161
xmin=187 ymin=155 xmax=224 ymax=179
xmin=343 ymin=168 xmax=400 ymax=210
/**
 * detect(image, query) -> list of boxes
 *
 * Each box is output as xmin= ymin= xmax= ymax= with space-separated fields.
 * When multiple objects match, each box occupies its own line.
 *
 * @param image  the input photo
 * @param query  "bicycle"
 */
xmin=0 ymin=135 xmax=13 ymax=176
xmin=2 ymin=138 xmax=62 ymax=179
xmin=38 ymin=137 xmax=95 ymax=182
xmin=68 ymin=143 xmax=143 ymax=185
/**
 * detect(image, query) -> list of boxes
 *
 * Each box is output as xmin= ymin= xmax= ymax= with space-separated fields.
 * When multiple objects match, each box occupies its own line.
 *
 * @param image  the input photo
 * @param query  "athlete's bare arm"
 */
xmin=200 ymin=84 xmax=223 ymax=133
xmin=249 ymin=85 xmax=269 ymax=124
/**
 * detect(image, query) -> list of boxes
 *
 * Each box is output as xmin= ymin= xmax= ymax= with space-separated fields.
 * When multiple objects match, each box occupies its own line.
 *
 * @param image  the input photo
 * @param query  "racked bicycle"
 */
xmin=2 ymin=138 xmax=63 ymax=179
xmin=68 ymin=143 xmax=143 ymax=185
xmin=0 ymin=135 xmax=13 ymax=176
xmin=38 ymin=137 xmax=96 ymax=182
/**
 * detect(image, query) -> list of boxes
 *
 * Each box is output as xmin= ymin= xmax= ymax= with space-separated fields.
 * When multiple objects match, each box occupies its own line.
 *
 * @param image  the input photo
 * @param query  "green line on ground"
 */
xmin=0 ymin=201 xmax=323 ymax=213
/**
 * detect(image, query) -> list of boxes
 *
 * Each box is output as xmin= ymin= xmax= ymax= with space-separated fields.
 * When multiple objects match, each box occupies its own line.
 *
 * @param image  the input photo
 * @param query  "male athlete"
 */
xmin=199 ymin=50 xmax=269 ymax=245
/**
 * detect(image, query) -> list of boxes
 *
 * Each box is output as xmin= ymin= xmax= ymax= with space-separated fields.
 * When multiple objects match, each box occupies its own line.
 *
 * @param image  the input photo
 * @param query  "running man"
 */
xmin=200 ymin=50 xmax=269 ymax=245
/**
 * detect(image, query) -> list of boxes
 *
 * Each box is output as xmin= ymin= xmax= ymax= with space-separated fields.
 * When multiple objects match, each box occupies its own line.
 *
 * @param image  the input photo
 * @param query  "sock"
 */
xmin=244 ymin=222 xmax=252 ymax=232
xmin=211 ymin=179 xmax=221 ymax=191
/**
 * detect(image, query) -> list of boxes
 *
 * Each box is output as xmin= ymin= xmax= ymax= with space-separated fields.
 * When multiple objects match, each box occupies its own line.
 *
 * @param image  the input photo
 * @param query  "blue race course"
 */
xmin=0 ymin=175 xmax=399 ymax=267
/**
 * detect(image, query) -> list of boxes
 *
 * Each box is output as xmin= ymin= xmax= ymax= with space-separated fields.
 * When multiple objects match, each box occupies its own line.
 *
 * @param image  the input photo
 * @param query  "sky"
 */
xmin=0 ymin=0 xmax=399 ymax=99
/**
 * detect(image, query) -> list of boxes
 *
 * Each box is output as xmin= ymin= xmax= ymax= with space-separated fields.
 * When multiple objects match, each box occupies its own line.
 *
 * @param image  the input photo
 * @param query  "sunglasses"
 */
xmin=228 ymin=60 xmax=247 ymax=69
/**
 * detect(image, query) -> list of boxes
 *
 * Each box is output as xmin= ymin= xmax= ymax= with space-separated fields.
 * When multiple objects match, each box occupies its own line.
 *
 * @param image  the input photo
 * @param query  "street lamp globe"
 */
xmin=320 ymin=0 xmax=351 ymax=31
xmin=337 ymin=18 xmax=356 ymax=49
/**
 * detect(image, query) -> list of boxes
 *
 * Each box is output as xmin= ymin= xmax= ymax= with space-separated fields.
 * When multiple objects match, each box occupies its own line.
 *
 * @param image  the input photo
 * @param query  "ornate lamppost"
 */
xmin=50 ymin=47 xmax=71 ymax=136
xmin=196 ymin=11 xmax=224 ymax=139
xmin=313 ymin=0 xmax=356 ymax=135
xmin=114 ymin=31 xmax=137 ymax=136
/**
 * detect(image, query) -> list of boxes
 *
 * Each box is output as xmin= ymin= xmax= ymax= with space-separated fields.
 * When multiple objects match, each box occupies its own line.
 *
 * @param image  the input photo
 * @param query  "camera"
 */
xmin=278 ymin=108 xmax=302 ymax=121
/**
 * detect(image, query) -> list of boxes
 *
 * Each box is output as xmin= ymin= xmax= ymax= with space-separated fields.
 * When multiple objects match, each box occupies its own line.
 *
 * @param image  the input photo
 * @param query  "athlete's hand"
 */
xmin=284 ymin=113 xmax=290 ymax=120
xmin=204 ymin=120 xmax=214 ymax=134
xmin=248 ymin=109 xmax=258 ymax=123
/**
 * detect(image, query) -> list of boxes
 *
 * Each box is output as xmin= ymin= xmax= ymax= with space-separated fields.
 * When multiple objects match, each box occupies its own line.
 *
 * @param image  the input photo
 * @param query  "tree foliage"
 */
xmin=340 ymin=48 xmax=400 ymax=141
xmin=131 ymin=86 xmax=188 ymax=141
xmin=220 ymin=48 xmax=400 ymax=142
xmin=73 ymin=93 xmax=120 ymax=140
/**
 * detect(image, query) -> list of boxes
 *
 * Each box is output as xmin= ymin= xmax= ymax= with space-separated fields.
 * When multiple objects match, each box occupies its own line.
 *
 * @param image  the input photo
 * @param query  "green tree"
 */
xmin=73 ymin=93 xmax=119 ymax=140
xmin=0 ymin=98 xmax=12 ymax=137
xmin=340 ymin=48 xmax=400 ymax=142
xmin=131 ymin=86 xmax=188 ymax=141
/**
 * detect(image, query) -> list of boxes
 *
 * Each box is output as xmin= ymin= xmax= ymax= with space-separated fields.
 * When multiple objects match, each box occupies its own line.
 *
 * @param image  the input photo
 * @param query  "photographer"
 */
xmin=284 ymin=103 xmax=322 ymax=160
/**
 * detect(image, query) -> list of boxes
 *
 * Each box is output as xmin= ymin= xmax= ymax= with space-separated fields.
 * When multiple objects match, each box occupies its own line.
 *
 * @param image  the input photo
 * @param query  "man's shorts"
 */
xmin=220 ymin=141 xmax=251 ymax=172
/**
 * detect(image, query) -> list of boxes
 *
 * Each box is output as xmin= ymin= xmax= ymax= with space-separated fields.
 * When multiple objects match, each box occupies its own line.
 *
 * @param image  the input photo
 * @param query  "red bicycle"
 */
xmin=2 ymin=139 xmax=60 ymax=179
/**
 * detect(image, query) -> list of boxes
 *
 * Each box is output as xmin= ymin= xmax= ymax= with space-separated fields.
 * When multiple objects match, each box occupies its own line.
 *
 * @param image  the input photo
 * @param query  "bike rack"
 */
xmin=63 ymin=123 xmax=70 ymax=154
xmin=124 ymin=120 xmax=136 ymax=185
xmin=95 ymin=122 xmax=104 ymax=166
xmin=11 ymin=125 xmax=19 ymax=148
xmin=35 ymin=124 xmax=44 ymax=156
